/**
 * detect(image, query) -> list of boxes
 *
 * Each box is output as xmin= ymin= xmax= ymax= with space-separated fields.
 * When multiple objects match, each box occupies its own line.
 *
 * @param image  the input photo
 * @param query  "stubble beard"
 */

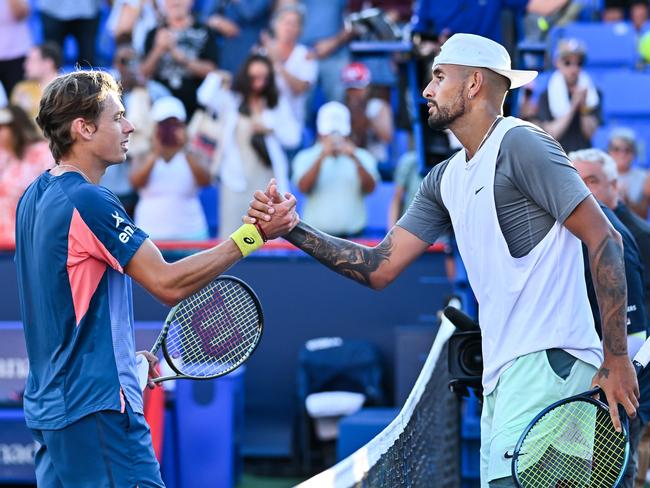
xmin=427 ymin=89 xmax=467 ymax=131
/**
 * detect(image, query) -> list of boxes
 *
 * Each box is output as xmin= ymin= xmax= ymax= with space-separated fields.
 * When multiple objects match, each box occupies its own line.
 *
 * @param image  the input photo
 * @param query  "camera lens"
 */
xmin=459 ymin=341 xmax=483 ymax=377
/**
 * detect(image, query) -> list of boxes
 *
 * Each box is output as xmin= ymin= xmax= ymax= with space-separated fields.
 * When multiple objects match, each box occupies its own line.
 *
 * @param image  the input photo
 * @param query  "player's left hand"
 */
xmin=591 ymin=355 xmax=639 ymax=432
xmin=136 ymin=350 xmax=160 ymax=389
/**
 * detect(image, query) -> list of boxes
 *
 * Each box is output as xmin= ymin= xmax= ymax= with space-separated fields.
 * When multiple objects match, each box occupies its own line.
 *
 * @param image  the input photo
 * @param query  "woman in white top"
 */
xmin=130 ymin=96 xmax=210 ymax=240
xmin=197 ymin=54 xmax=300 ymax=238
xmin=260 ymin=4 xmax=318 ymax=141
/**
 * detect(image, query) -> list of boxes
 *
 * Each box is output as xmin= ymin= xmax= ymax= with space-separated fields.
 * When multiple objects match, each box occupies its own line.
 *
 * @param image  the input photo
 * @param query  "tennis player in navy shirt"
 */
xmin=15 ymin=70 xmax=297 ymax=487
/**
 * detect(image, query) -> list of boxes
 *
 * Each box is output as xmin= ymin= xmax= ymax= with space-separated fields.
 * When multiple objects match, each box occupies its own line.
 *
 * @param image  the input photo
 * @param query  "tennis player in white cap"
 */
xmin=246 ymin=33 xmax=639 ymax=487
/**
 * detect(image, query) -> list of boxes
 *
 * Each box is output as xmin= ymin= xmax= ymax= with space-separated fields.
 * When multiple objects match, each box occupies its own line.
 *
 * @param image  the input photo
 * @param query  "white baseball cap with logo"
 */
xmin=432 ymin=33 xmax=537 ymax=89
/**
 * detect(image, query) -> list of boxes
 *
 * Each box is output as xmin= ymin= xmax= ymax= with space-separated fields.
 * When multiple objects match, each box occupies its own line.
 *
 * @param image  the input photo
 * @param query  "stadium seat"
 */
xmin=599 ymin=70 xmax=650 ymax=122
xmin=380 ymin=128 xmax=410 ymax=181
xmin=364 ymin=181 xmax=395 ymax=237
xmin=288 ymin=183 xmax=306 ymax=215
xmin=530 ymin=71 xmax=552 ymax=102
xmin=198 ymin=185 xmax=219 ymax=238
xmin=296 ymin=337 xmax=385 ymax=473
xmin=172 ymin=368 xmax=245 ymax=488
xmin=575 ymin=0 xmax=605 ymax=21
xmin=549 ymin=22 xmax=639 ymax=69
xmin=336 ymin=407 xmax=399 ymax=461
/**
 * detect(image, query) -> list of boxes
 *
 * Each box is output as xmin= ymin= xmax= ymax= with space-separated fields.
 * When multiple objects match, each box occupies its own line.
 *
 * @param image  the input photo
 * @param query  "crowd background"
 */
xmin=3 ymin=0 xmax=650 ymax=485
xmin=0 ymin=0 xmax=649 ymax=246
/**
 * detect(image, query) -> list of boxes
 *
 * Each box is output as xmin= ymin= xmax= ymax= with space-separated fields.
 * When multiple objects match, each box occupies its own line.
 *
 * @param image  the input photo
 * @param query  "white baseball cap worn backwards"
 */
xmin=432 ymin=33 xmax=538 ymax=89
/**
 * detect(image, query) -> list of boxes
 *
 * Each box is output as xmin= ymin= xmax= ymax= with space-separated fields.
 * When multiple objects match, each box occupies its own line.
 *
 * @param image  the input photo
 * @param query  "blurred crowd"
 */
xmin=1 ymin=0 xmax=650 ymax=252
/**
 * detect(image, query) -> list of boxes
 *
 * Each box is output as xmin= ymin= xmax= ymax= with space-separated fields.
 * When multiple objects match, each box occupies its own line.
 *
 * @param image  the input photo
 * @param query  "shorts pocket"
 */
xmin=544 ymin=349 xmax=577 ymax=382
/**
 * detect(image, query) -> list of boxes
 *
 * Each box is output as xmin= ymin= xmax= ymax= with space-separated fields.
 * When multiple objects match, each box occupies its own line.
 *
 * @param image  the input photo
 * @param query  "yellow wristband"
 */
xmin=230 ymin=224 xmax=264 ymax=257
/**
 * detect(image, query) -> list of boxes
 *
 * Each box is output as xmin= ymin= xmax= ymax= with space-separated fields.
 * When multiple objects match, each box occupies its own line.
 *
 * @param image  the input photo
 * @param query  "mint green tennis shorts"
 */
xmin=479 ymin=350 xmax=597 ymax=487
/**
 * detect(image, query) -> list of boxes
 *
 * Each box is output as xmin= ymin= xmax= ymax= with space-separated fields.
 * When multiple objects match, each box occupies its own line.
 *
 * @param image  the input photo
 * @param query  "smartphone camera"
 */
xmin=330 ymin=132 xmax=344 ymax=153
xmin=157 ymin=118 xmax=183 ymax=147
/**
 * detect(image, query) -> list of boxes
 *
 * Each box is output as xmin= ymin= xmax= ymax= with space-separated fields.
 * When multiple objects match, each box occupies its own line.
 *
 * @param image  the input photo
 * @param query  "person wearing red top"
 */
xmin=0 ymin=105 xmax=53 ymax=245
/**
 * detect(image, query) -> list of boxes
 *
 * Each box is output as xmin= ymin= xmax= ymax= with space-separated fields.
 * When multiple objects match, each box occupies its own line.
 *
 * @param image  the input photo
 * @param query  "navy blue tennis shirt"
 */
xmin=583 ymin=203 xmax=650 ymax=421
xmin=583 ymin=204 xmax=647 ymax=338
xmin=15 ymin=171 xmax=148 ymax=429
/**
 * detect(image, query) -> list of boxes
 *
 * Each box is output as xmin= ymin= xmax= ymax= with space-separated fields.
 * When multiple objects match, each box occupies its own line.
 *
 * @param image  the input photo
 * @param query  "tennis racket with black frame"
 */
xmin=511 ymin=338 xmax=650 ymax=488
xmin=146 ymin=275 xmax=264 ymax=383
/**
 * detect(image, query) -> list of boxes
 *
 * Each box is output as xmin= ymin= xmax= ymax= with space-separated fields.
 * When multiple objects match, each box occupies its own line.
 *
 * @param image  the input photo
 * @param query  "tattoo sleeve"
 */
xmin=590 ymin=232 xmax=628 ymax=356
xmin=285 ymin=222 xmax=394 ymax=287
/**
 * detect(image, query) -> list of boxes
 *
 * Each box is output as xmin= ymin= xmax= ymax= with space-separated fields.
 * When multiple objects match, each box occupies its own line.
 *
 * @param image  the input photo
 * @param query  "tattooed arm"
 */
xmin=244 ymin=181 xmax=429 ymax=288
xmin=284 ymin=222 xmax=429 ymax=289
xmin=564 ymin=194 xmax=639 ymax=431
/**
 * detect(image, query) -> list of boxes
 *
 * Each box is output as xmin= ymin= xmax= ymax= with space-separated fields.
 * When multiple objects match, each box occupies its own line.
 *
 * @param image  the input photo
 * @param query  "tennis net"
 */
xmin=296 ymin=315 xmax=461 ymax=488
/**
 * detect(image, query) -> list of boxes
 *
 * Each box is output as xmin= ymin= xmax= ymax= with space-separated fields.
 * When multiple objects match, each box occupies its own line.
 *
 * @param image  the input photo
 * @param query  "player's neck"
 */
xmin=56 ymin=153 xmax=105 ymax=184
xmin=453 ymin=110 xmax=503 ymax=161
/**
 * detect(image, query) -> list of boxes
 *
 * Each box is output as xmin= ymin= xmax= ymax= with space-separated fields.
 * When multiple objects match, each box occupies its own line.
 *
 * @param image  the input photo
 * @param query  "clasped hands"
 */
xmin=243 ymin=179 xmax=300 ymax=240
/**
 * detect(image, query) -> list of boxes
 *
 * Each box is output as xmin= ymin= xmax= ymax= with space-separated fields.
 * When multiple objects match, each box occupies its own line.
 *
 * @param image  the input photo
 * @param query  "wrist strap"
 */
xmin=254 ymin=223 xmax=269 ymax=242
xmin=230 ymin=224 xmax=264 ymax=257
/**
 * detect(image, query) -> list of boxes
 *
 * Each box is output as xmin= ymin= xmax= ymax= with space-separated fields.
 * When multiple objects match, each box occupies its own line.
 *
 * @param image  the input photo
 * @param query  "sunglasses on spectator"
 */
xmin=610 ymin=145 xmax=634 ymax=154
xmin=561 ymin=58 xmax=583 ymax=67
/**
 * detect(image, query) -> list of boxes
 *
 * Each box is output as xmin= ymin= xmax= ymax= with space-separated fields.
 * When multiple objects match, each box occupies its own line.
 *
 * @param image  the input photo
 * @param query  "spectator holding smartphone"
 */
xmin=130 ymin=96 xmax=210 ymax=241
xmin=292 ymin=101 xmax=379 ymax=238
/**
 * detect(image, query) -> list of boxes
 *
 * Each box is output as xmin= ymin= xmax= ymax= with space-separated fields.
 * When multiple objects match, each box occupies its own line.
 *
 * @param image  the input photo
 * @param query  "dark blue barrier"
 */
xmin=461 ymin=392 xmax=481 ymax=488
xmin=337 ymin=407 xmax=399 ymax=461
xmin=0 ymin=409 xmax=37 ymax=484
xmin=172 ymin=368 xmax=244 ymax=488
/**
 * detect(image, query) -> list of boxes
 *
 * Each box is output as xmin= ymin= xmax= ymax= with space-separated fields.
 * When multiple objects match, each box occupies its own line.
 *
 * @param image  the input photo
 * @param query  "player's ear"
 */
xmin=70 ymin=117 xmax=96 ymax=142
xmin=466 ymin=69 xmax=483 ymax=100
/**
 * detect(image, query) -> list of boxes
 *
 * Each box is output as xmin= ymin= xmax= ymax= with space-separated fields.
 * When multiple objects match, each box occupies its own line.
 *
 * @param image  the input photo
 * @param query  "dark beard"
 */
xmin=427 ymin=91 xmax=466 ymax=130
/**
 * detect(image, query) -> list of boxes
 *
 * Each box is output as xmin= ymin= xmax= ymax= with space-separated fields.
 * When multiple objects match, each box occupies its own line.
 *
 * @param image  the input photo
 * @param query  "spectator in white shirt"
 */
xmin=292 ymin=101 xmax=379 ymax=238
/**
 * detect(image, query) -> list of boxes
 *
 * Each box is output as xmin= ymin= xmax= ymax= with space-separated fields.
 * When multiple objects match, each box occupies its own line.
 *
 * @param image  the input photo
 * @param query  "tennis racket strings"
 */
xmin=516 ymin=398 xmax=627 ymax=487
xmin=163 ymin=278 xmax=262 ymax=378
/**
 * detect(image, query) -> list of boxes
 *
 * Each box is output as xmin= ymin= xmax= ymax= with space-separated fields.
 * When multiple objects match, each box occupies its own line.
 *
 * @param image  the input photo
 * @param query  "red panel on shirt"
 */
xmin=67 ymin=208 xmax=123 ymax=325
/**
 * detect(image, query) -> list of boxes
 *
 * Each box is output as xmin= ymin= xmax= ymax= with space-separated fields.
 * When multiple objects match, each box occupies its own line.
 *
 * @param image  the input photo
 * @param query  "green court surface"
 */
xmin=237 ymin=474 xmax=306 ymax=488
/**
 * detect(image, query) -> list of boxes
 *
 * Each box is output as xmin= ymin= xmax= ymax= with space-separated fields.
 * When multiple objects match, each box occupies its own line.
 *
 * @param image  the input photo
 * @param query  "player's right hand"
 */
xmin=244 ymin=179 xmax=300 ymax=238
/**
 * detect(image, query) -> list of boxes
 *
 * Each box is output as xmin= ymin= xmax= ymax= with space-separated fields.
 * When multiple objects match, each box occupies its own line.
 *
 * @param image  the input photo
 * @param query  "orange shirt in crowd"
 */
xmin=0 ymin=141 xmax=54 ymax=245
